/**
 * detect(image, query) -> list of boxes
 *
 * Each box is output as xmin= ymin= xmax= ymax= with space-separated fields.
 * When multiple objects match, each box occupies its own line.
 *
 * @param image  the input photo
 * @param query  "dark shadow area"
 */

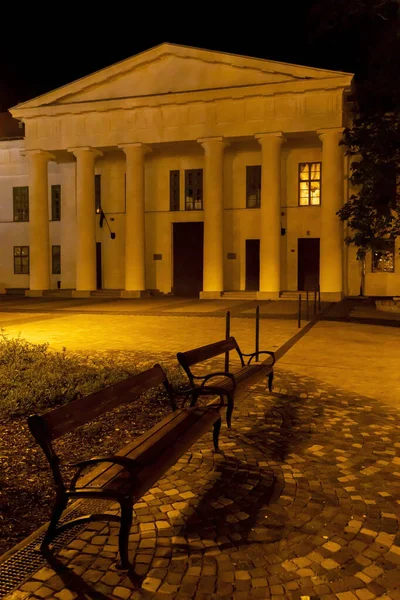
xmin=171 ymin=453 xmax=285 ymax=553
xmin=42 ymin=547 xmax=144 ymax=598
xmin=237 ymin=391 xmax=320 ymax=462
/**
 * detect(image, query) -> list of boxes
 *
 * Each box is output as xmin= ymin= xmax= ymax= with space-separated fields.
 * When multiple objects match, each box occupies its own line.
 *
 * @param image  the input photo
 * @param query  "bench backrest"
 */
xmin=177 ymin=337 xmax=244 ymax=384
xmin=28 ymin=364 xmax=175 ymax=488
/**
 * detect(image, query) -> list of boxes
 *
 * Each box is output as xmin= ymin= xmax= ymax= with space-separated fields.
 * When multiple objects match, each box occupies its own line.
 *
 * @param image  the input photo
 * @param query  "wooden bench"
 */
xmin=177 ymin=336 xmax=275 ymax=428
xmin=28 ymin=364 xmax=227 ymax=569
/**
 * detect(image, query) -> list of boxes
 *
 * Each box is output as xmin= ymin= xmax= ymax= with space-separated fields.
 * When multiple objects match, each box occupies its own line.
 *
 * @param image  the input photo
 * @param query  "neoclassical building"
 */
xmin=0 ymin=44 xmax=398 ymax=299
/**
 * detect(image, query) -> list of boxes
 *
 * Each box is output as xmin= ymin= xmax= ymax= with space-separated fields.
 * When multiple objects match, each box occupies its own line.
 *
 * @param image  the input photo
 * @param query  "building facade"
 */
xmin=0 ymin=44 xmax=398 ymax=299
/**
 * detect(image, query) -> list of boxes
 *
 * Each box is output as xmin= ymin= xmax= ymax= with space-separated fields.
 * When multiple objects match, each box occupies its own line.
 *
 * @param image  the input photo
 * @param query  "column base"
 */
xmin=320 ymin=291 xmax=343 ymax=302
xmin=72 ymin=290 xmax=93 ymax=298
xmin=25 ymin=290 xmax=46 ymax=297
xmin=199 ymin=291 xmax=222 ymax=299
xmin=121 ymin=290 xmax=150 ymax=298
xmin=257 ymin=291 xmax=280 ymax=300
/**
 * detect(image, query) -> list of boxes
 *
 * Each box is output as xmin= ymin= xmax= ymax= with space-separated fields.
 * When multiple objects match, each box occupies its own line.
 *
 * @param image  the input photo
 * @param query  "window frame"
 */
xmin=246 ymin=165 xmax=262 ymax=209
xmin=170 ymin=170 xmax=180 ymax=211
xmin=298 ymin=162 xmax=322 ymax=206
xmin=184 ymin=169 xmax=203 ymax=211
xmin=13 ymin=246 xmax=30 ymax=274
xmin=51 ymin=184 xmax=61 ymax=221
xmin=13 ymin=186 xmax=29 ymax=222
xmin=371 ymin=239 xmax=395 ymax=273
xmin=52 ymin=245 xmax=61 ymax=275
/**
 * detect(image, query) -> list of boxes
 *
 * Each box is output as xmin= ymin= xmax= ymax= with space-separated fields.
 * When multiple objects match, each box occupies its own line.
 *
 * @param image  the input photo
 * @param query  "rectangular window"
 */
xmin=170 ymin=170 xmax=180 ymax=211
xmin=13 ymin=187 xmax=29 ymax=221
xmin=95 ymin=174 xmax=101 ymax=212
xmin=299 ymin=162 xmax=321 ymax=206
xmin=246 ymin=165 xmax=261 ymax=208
xmin=372 ymin=239 xmax=395 ymax=272
xmin=51 ymin=184 xmax=61 ymax=221
xmin=14 ymin=246 xmax=29 ymax=274
xmin=185 ymin=169 xmax=203 ymax=210
xmin=52 ymin=245 xmax=61 ymax=275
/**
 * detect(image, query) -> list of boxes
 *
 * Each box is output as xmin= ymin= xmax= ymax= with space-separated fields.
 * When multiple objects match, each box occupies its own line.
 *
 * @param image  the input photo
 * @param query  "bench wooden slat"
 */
xmin=177 ymin=336 xmax=238 ymax=368
xmin=43 ymin=364 xmax=168 ymax=439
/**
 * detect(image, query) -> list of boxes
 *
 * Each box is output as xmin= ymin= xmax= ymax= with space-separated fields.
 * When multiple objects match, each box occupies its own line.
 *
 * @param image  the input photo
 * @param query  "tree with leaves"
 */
xmin=308 ymin=0 xmax=400 ymax=295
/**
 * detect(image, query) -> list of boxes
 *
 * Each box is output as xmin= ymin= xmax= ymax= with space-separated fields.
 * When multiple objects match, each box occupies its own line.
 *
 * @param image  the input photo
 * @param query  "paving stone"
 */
xmin=54 ymin=591 xmax=78 ymax=600
xmin=112 ymin=586 xmax=131 ymax=599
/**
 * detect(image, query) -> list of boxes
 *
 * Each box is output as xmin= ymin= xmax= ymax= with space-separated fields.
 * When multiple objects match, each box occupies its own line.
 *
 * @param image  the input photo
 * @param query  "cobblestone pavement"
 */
xmin=0 ymin=305 xmax=301 ymax=356
xmin=4 ymin=365 xmax=400 ymax=600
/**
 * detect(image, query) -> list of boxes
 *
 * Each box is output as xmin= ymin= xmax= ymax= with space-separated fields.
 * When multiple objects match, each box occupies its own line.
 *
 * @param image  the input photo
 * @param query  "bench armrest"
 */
xmin=242 ymin=351 xmax=275 ymax=366
xmin=177 ymin=386 xmax=227 ymax=408
xmin=200 ymin=371 xmax=236 ymax=390
xmin=68 ymin=455 xmax=138 ymax=489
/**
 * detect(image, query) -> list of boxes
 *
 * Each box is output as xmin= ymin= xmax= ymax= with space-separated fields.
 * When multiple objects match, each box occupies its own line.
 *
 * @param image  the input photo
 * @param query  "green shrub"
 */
xmin=0 ymin=331 xmax=187 ymax=418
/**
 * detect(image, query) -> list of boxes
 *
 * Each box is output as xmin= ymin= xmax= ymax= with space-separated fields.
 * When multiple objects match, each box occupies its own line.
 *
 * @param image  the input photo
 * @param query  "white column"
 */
xmin=256 ymin=132 xmax=285 ymax=299
xmin=198 ymin=137 xmax=227 ymax=299
xmin=318 ymin=127 xmax=345 ymax=301
xmin=70 ymin=147 xmax=101 ymax=294
xmin=26 ymin=150 xmax=54 ymax=295
xmin=120 ymin=143 xmax=150 ymax=297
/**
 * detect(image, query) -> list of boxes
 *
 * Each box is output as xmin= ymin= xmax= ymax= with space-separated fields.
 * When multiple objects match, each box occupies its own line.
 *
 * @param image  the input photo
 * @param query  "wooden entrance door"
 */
xmin=96 ymin=242 xmax=102 ymax=290
xmin=246 ymin=239 xmax=260 ymax=291
xmin=172 ymin=222 xmax=204 ymax=296
xmin=298 ymin=238 xmax=320 ymax=290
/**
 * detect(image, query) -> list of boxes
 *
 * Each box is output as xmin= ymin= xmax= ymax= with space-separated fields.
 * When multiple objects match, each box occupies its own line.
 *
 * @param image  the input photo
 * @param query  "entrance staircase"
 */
xmin=279 ymin=290 xmax=317 ymax=301
xmin=90 ymin=289 xmax=123 ymax=298
xmin=221 ymin=291 xmax=258 ymax=300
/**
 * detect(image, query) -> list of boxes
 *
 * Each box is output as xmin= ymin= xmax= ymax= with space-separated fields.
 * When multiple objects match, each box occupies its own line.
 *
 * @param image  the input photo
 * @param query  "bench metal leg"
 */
xmin=213 ymin=417 xmax=222 ymax=452
xmin=226 ymin=392 xmax=234 ymax=429
xmin=41 ymin=492 xmax=68 ymax=549
xmin=117 ymin=496 xmax=134 ymax=569
xmin=268 ymin=371 xmax=274 ymax=392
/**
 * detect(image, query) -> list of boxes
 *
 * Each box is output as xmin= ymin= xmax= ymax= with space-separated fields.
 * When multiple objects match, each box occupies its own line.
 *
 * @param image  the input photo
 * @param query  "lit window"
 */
xmin=170 ymin=170 xmax=180 ymax=211
xmin=185 ymin=169 xmax=203 ymax=210
xmin=51 ymin=185 xmax=61 ymax=221
xmin=372 ymin=240 xmax=395 ymax=272
xmin=299 ymin=163 xmax=321 ymax=206
xmin=246 ymin=166 xmax=261 ymax=208
xmin=13 ymin=187 xmax=29 ymax=221
xmin=52 ymin=245 xmax=61 ymax=275
xmin=14 ymin=246 xmax=29 ymax=274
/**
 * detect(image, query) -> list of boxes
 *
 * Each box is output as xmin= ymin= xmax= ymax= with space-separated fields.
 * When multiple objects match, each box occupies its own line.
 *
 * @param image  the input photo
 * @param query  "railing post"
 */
xmin=225 ymin=310 xmax=230 ymax=372
xmin=313 ymin=287 xmax=317 ymax=316
xmin=306 ymin=289 xmax=309 ymax=321
xmin=298 ymin=294 xmax=301 ymax=328
xmin=255 ymin=305 xmax=260 ymax=362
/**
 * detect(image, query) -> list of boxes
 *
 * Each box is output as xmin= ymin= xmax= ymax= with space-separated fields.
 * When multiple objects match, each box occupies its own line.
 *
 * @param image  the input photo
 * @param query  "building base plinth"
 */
xmin=72 ymin=290 xmax=93 ymax=298
xmin=320 ymin=291 xmax=343 ymax=302
xmin=25 ymin=290 xmax=45 ymax=297
xmin=199 ymin=291 xmax=223 ymax=299
xmin=257 ymin=291 xmax=280 ymax=300
xmin=121 ymin=290 xmax=150 ymax=298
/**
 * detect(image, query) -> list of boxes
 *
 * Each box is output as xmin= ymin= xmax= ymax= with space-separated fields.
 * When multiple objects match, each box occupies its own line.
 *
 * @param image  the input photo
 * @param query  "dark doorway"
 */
xmin=246 ymin=239 xmax=260 ymax=291
xmin=298 ymin=238 xmax=320 ymax=290
xmin=173 ymin=222 xmax=204 ymax=296
xmin=96 ymin=242 xmax=102 ymax=290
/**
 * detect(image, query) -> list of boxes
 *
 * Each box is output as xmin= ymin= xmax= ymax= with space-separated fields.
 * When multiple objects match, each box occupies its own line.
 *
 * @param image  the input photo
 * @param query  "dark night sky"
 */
xmin=0 ymin=4 xmax=381 ymax=111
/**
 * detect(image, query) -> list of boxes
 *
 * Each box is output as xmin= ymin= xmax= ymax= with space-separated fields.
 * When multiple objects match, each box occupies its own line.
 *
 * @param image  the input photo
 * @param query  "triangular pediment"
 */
xmin=12 ymin=44 xmax=353 ymax=111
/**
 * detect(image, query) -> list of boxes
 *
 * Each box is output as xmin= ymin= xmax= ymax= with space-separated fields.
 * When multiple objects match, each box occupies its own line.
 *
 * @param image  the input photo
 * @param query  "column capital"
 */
xmin=68 ymin=147 xmax=103 ymax=158
xmin=317 ymin=127 xmax=345 ymax=140
xmin=255 ymin=132 xmax=286 ymax=145
xmin=24 ymin=149 xmax=56 ymax=162
xmin=197 ymin=136 xmax=229 ymax=150
xmin=118 ymin=142 xmax=152 ymax=155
